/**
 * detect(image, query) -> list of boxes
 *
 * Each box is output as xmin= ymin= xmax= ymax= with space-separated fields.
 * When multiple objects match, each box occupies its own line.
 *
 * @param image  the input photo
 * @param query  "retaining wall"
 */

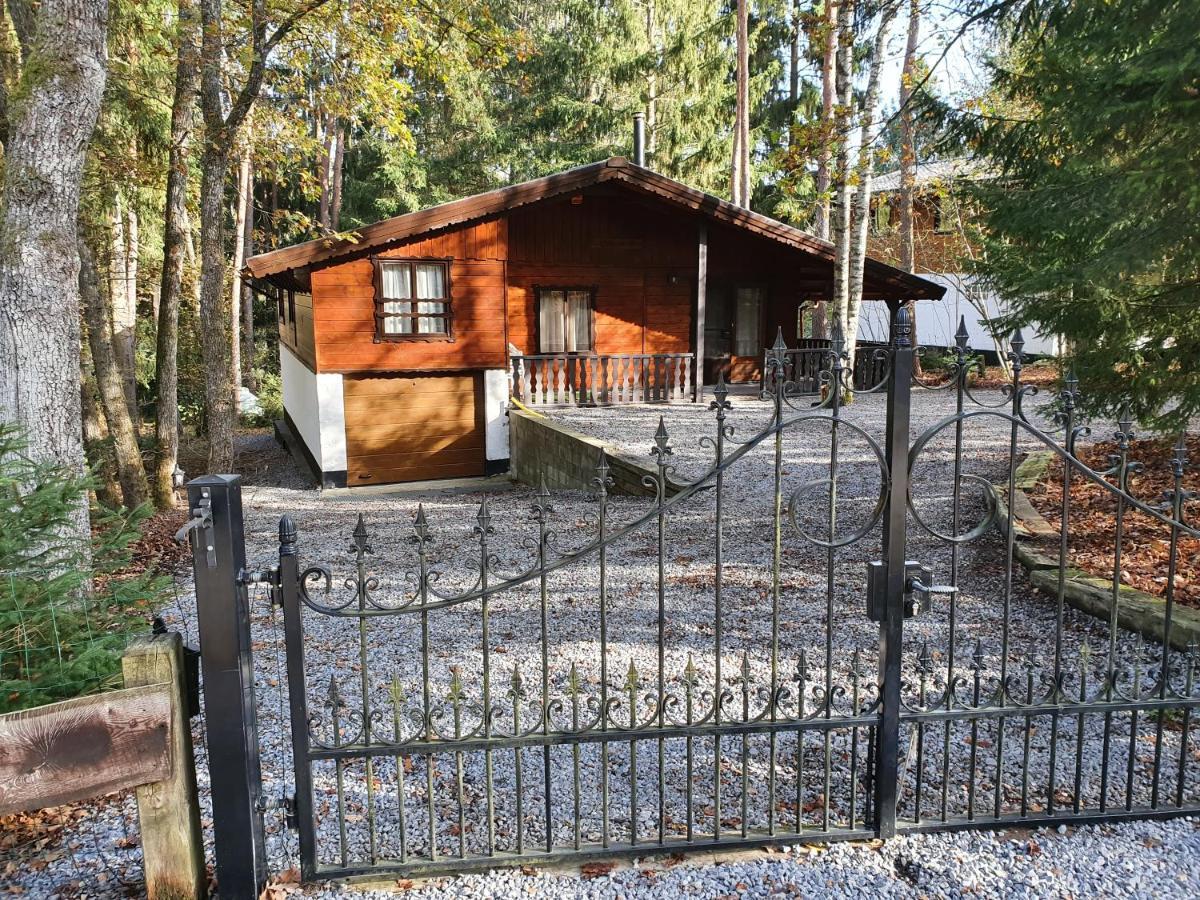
xmin=509 ymin=409 xmax=685 ymax=497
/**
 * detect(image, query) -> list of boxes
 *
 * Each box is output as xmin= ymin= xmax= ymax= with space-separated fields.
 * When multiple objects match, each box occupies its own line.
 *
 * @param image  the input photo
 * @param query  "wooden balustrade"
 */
xmin=510 ymin=353 xmax=696 ymax=407
xmin=761 ymin=339 xmax=891 ymax=396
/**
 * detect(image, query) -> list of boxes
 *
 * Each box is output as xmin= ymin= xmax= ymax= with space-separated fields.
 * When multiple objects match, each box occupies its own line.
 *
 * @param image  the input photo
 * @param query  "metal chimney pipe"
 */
xmin=633 ymin=113 xmax=645 ymax=167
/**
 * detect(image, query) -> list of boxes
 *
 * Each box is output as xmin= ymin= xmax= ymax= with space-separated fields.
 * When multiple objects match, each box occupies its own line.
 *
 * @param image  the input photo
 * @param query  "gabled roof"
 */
xmin=873 ymin=157 xmax=989 ymax=193
xmin=245 ymin=157 xmax=944 ymax=299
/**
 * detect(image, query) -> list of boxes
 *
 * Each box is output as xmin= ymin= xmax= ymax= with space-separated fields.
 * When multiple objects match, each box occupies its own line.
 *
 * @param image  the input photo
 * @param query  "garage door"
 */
xmin=343 ymin=373 xmax=485 ymax=485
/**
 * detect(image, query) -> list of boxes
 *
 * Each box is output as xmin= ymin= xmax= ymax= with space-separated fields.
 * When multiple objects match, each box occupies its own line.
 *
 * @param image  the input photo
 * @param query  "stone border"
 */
xmin=509 ymin=409 xmax=687 ymax=498
xmin=997 ymin=451 xmax=1200 ymax=650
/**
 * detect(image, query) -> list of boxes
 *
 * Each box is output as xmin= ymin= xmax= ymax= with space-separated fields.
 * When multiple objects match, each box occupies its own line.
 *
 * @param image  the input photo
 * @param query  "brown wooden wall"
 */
xmin=309 ymin=217 xmax=507 ymax=373
xmin=506 ymin=189 xmax=696 ymax=357
xmin=279 ymin=290 xmax=316 ymax=369
xmin=303 ymin=185 xmax=838 ymax=377
xmin=867 ymin=192 xmax=976 ymax=274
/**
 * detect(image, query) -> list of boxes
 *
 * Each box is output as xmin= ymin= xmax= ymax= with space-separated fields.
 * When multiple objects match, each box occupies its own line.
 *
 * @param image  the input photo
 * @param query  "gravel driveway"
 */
xmin=9 ymin=388 xmax=1199 ymax=899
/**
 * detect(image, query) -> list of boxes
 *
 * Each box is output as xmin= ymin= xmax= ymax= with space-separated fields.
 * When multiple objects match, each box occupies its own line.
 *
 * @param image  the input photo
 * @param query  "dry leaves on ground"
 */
xmin=1028 ymin=435 xmax=1199 ymax=607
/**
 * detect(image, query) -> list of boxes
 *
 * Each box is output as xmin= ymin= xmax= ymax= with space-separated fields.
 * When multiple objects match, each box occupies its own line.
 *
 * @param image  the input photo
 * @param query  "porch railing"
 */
xmin=761 ymin=338 xmax=890 ymax=396
xmin=511 ymin=352 xmax=696 ymax=407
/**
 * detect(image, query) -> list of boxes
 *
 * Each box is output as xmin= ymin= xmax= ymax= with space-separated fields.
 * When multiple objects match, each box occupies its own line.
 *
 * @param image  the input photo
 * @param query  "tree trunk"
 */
xmin=645 ymin=1 xmax=657 ymax=162
xmin=789 ymin=0 xmax=800 ymax=108
xmin=230 ymin=141 xmax=251 ymax=414
xmin=0 ymin=0 xmax=108 ymax=549
xmin=197 ymin=141 xmax=236 ymax=472
xmin=830 ymin=0 xmax=855 ymax=347
xmin=814 ymin=1 xmax=837 ymax=241
xmin=317 ymin=112 xmax=332 ymax=231
xmin=108 ymin=194 xmax=138 ymax=422
xmin=899 ymin=0 xmax=921 ymax=373
xmin=154 ymin=0 xmax=199 ymax=508
xmin=330 ymin=121 xmax=344 ymax=232
xmin=731 ymin=0 xmax=750 ymax=207
xmin=197 ymin=0 xmax=321 ymax=472
xmin=846 ymin=2 xmax=899 ymax=369
xmin=242 ymin=159 xmax=257 ymax=391
xmin=898 ymin=0 xmax=919 ymax=274
xmin=81 ymin=232 xmax=149 ymax=509
xmin=81 ymin=335 xmax=121 ymax=509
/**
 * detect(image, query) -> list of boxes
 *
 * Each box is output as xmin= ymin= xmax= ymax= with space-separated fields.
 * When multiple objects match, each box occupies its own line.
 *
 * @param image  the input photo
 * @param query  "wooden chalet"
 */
xmin=245 ymin=156 xmax=944 ymax=488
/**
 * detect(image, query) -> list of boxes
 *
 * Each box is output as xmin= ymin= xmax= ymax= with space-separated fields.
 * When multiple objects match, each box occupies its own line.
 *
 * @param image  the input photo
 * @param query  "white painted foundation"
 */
xmin=280 ymin=345 xmax=347 ymax=473
xmin=483 ymin=369 xmax=510 ymax=461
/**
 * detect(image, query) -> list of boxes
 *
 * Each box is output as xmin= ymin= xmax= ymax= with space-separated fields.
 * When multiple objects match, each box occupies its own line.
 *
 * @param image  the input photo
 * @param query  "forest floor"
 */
xmin=6 ymin=392 xmax=1200 ymax=899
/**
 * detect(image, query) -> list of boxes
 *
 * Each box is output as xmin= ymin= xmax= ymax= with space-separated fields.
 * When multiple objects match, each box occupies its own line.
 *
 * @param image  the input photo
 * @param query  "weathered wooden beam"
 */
xmin=123 ymin=633 xmax=206 ymax=899
xmin=0 ymin=682 xmax=171 ymax=816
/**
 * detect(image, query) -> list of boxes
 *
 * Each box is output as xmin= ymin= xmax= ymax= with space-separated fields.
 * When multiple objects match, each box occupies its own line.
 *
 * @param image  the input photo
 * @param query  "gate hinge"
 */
xmin=238 ymin=565 xmax=283 ymax=606
xmin=278 ymin=794 xmax=297 ymax=830
xmin=867 ymin=561 xmax=956 ymax=621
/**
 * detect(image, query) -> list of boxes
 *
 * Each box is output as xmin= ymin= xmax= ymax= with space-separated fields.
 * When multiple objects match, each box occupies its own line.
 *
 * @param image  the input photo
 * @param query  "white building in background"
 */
xmin=856 ymin=280 xmax=1062 ymax=358
xmin=862 ymin=158 xmax=1061 ymax=359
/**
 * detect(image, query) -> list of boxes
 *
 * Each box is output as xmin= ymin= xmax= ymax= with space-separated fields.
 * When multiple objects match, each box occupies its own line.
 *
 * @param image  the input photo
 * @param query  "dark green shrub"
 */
xmin=0 ymin=425 xmax=166 ymax=713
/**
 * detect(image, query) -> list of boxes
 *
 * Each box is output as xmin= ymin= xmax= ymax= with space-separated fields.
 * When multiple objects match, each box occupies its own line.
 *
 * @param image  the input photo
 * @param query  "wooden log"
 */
xmin=123 ymin=633 xmax=205 ymax=899
xmin=0 ymin=683 xmax=171 ymax=817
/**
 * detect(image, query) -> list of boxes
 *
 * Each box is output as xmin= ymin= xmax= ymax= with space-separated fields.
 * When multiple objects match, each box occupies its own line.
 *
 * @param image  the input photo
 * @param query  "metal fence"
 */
xmin=184 ymin=308 xmax=1199 ymax=895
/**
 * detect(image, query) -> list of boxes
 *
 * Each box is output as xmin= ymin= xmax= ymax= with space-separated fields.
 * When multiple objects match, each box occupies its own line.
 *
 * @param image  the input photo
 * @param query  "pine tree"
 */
xmin=950 ymin=0 xmax=1200 ymax=429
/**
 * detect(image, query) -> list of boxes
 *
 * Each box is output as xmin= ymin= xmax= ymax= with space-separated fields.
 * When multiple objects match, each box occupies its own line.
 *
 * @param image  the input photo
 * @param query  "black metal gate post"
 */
xmin=875 ymin=304 xmax=915 ymax=838
xmin=186 ymin=475 xmax=268 ymax=898
xmin=277 ymin=515 xmax=318 ymax=879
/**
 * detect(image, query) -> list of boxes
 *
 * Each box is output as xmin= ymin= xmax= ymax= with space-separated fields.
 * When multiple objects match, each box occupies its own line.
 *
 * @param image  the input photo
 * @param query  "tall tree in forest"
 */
xmin=829 ymin=0 xmax=855 ymax=347
xmin=80 ymin=230 xmax=149 ymax=509
xmin=814 ymin=0 xmax=837 ymax=240
xmin=945 ymin=0 xmax=1200 ymax=428
xmin=731 ymin=0 xmax=751 ymax=206
xmin=154 ymin=0 xmax=199 ymax=507
xmin=196 ymin=0 xmax=329 ymax=472
xmin=897 ymin=0 xmax=920 ymax=274
xmin=0 ymin=0 xmax=109 ymax=543
xmin=829 ymin=0 xmax=898 ymax=372
xmin=844 ymin=0 xmax=899 ymax=356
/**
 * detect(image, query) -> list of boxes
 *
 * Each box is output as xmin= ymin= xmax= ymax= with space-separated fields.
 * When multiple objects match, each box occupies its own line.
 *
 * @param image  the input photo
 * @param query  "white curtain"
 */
xmin=565 ymin=290 xmax=590 ymax=352
xmin=414 ymin=263 xmax=446 ymax=334
xmin=735 ymin=287 xmax=763 ymax=356
xmin=539 ymin=290 xmax=565 ymax=352
xmin=381 ymin=263 xmax=412 ymax=334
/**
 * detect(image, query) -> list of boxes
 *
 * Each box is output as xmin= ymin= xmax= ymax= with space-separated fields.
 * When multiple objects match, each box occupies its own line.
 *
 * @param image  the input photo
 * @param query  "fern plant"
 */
xmin=0 ymin=424 xmax=165 ymax=713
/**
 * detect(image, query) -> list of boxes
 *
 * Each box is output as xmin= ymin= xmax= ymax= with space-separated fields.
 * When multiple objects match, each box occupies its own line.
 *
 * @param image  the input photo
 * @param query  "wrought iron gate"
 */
xmin=188 ymin=304 xmax=1199 ymax=892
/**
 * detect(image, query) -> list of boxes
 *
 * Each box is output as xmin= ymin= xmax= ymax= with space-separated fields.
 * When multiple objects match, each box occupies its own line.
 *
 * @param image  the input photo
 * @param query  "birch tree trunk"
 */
xmin=898 ymin=0 xmax=919 ymax=274
xmin=898 ymin=0 xmax=921 ymax=373
xmin=81 ymin=233 xmax=149 ymax=509
xmin=0 ymin=0 xmax=108 ymax=547
xmin=731 ymin=0 xmax=750 ymax=207
xmin=845 ymin=2 xmax=900 ymax=369
xmin=154 ymin=0 xmax=199 ymax=508
xmin=108 ymin=195 xmax=138 ymax=422
xmin=229 ymin=142 xmax=251 ymax=414
xmin=242 ymin=158 xmax=257 ymax=390
xmin=829 ymin=0 xmax=855 ymax=349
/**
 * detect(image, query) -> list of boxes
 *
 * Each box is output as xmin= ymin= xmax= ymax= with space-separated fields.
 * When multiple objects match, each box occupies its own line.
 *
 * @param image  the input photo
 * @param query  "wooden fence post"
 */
xmin=122 ymin=632 xmax=206 ymax=899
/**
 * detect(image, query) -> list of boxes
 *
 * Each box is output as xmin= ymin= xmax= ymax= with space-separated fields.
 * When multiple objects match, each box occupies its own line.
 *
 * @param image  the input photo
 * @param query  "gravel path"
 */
xmin=6 ymin=389 xmax=1200 ymax=899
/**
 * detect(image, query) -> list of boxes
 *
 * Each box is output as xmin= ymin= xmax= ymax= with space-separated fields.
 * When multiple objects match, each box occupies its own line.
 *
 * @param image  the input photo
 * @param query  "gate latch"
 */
xmin=867 ymin=561 xmax=957 ymax=621
xmin=175 ymin=492 xmax=215 ymax=569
